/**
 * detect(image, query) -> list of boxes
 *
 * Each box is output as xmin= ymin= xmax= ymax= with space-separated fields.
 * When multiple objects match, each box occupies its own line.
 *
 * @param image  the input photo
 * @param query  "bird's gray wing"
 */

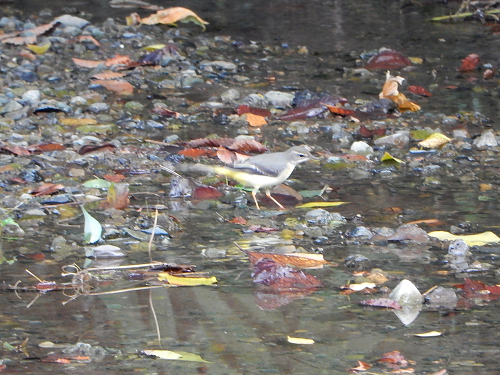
xmin=232 ymin=155 xmax=282 ymax=177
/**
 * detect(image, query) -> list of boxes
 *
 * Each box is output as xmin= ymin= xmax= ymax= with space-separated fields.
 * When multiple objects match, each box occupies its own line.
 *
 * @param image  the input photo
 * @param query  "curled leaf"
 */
xmin=82 ymin=207 xmax=102 ymax=244
xmin=140 ymin=7 xmax=209 ymax=30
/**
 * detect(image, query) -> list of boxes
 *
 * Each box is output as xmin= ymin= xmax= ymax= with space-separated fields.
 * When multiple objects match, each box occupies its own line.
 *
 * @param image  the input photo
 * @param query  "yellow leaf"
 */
xmin=143 ymin=44 xmax=166 ymax=51
xmin=158 ymin=273 xmax=217 ymax=286
xmin=428 ymin=231 xmax=500 ymax=246
xmin=60 ymin=118 xmax=98 ymax=126
xmin=414 ymin=331 xmax=443 ymax=337
xmin=287 ymin=336 xmax=314 ymax=345
xmin=408 ymin=57 xmax=423 ymax=64
xmin=380 ymin=151 xmax=405 ymax=163
xmin=26 ymin=41 xmax=51 ymax=54
xmin=295 ymin=201 xmax=349 ymax=209
xmin=418 ymin=133 xmax=451 ymax=148
xmin=141 ymin=7 xmax=209 ymax=30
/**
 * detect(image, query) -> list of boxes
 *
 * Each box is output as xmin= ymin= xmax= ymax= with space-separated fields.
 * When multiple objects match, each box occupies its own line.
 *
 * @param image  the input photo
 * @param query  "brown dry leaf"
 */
xmin=126 ymin=12 xmax=142 ymax=26
xmin=29 ymin=22 xmax=56 ymax=37
xmin=1 ymin=145 xmax=31 ymax=156
xmin=60 ymin=118 xmax=98 ymax=126
xmin=18 ymin=50 xmax=37 ymax=61
xmin=244 ymin=112 xmax=267 ymax=127
xmin=178 ymin=148 xmax=216 ymax=158
xmin=31 ymin=143 xmax=66 ymax=152
xmin=29 ymin=183 xmax=65 ymax=196
xmin=418 ymin=133 xmax=451 ymax=148
xmin=72 ymin=57 xmax=103 ymax=68
xmin=103 ymin=174 xmax=126 ymax=183
xmin=351 ymin=361 xmax=372 ymax=371
xmin=2 ymin=35 xmax=37 ymax=45
xmin=386 ymin=93 xmax=421 ymax=112
xmin=379 ymin=71 xmax=405 ymax=98
xmin=93 ymin=79 xmax=134 ymax=95
xmin=247 ymin=251 xmax=328 ymax=269
xmin=107 ymin=183 xmax=130 ymax=209
xmin=217 ymin=147 xmax=248 ymax=164
xmin=105 ymin=54 xmax=132 ymax=66
xmin=227 ymin=138 xmax=268 ymax=153
xmin=74 ymin=35 xmax=102 ymax=46
xmin=140 ymin=7 xmax=209 ymax=30
xmin=91 ymin=71 xmax=126 ymax=80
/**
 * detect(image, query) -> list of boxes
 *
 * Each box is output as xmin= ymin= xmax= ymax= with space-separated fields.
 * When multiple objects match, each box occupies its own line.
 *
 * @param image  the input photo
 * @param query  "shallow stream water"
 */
xmin=2 ymin=1 xmax=500 ymax=374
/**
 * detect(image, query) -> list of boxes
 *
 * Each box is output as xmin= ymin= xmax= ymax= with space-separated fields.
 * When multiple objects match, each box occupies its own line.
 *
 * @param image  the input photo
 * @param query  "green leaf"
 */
xmin=1 ymin=218 xmax=19 ymax=228
xmin=83 ymin=179 xmax=112 ymax=189
xmin=82 ymin=206 xmax=102 ymax=244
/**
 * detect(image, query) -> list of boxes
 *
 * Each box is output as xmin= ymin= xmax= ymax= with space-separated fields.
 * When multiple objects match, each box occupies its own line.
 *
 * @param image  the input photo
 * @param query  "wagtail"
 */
xmin=205 ymin=146 xmax=314 ymax=210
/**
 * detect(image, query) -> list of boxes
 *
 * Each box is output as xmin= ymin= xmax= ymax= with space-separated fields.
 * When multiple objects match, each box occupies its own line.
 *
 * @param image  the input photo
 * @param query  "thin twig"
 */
xmin=149 ymin=289 xmax=162 ymax=347
xmin=148 ymin=209 xmax=159 ymax=263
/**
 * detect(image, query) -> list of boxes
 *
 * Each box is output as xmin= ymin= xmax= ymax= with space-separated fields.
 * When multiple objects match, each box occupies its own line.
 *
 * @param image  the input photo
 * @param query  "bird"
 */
xmin=207 ymin=145 xmax=314 ymax=210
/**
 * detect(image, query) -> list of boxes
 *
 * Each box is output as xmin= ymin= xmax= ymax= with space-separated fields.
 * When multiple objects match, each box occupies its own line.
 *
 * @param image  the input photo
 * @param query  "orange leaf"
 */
xmin=107 ymin=183 xmax=129 ymax=209
xmin=244 ymin=112 xmax=267 ymax=127
xmin=325 ymin=104 xmax=355 ymax=116
xmin=192 ymin=186 xmax=223 ymax=200
xmin=31 ymin=143 xmax=66 ymax=152
xmin=405 ymin=218 xmax=445 ymax=227
xmin=72 ymin=58 xmax=102 ymax=68
xmin=246 ymin=251 xmax=328 ymax=269
xmin=229 ymin=216 xmax=247 ymax=224
xmin=92 ymin=79 xmax=134 ymax=95
xmin=386 ymin=93 xmax=421 ymax=112
xmin=178 ymin=148 xmax=215 ymax=158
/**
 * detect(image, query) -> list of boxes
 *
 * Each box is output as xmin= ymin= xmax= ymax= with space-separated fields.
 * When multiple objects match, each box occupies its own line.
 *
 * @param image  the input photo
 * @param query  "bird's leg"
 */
xmin=251 ymin=189 xmax=261 ymax=210
xmin=265 ymin=188 xmax=286 ymax=210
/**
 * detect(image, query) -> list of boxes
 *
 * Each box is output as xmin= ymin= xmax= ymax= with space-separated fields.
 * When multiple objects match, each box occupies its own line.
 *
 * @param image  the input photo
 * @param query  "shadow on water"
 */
xmin=2 ymin=0 xmax=500 ymax=374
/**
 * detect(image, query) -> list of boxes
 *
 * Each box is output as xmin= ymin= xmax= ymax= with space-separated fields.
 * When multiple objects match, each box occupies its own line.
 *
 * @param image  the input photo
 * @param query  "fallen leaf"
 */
xmin=428 ymin=231 xmax=500 ymax=246
xmin=105 ymin=54 xmax=132 ymax=66
xmin=418 ymin=133 xmax=451 ymax=148
xmin=192 ymin=186 xmax=223 ymax=200
xmin=379 ymin=351 xmax=409 ymax=366
xmin=351 ymin=361 xmax=372 ymax=371
xmin=60 ymin=118 xmax=98 ymax=126
xmin=252 ymin=258 xmax=321 ymax=288
xmin=366 ymin=50 xmax=412 ymax=70
xmin=107 ymin=183 xmax=130 ymax=209
xmin=237 ymin=104 xmax=271 ymax=117
xmin=408 ymin=85 xmax=432 ymax=97
xmin=287 ymin=336 xmax=314 ymax=345
xmin=26 ymin=41 xmax=51 ymax=54
xmin=91 ymin=71 xmax=126 ymax=80
xmin=458 ymin=53 xmax=480 ymax=72
xmin=344 ymin=282 xmax=376 ymax=291
xmin=142 ymin=349 xmax=210 ymax=362
xmin=78 ymin=143 xmax=117 ymax=155
xmin=381 ymin=151 xmax=405 ymax=163
xmin=295 ymin=201 xmax=348 ymax=208
xmin=1 ymin=145 xmax=31 ymax=156
xmin=157 ymin=273 xmax=217 ymax=286
xmin=405 ymin=218 xmax=445 ymax=227
xmin=140 ymin=7 xmax=209 ymax=30
xmin=82 ymin=207 xmax=102 ymax=244
xmin=243 ymin=112 xmax=267 ymax=127
xmin=92 ymin=79 xmax=134 ymax=95
xmin=178 ymin=148 xmax=216 ymax=158
xmin=72 ymin=57 xmax=103 ymax=68
xmin=247 ymin=251 xmax=328 ymax=269
xmin=414 ymin=331 xmax=443 ymax=337
xmin=29 ymin=183 xmax=64 ymax=196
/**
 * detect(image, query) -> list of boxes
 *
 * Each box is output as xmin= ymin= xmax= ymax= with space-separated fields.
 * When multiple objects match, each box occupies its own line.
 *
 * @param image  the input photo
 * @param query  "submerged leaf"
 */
xmin=157 ymin=273 xmax=217 ymax=286
xmin=287 ymin=336 xmax=314 ymax=345
xmin=295 ymin=201 xmax=348 ymax=209
xmin=418 ymin=133 xmax=451 ymax=148
xmin=142 ymin=349 xmax=210 ymax=362
xmin=428 ymin=231 xmax=500 ymax=246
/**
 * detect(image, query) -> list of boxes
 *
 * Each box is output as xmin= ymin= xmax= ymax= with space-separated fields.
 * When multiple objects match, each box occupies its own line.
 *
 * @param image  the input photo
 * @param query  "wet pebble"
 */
xmin=473 ymin=130 xmax=498 ymax=150
xmin=88 ymin=102 xmax=109 ymax=113
xmin=305 ymin=208 xmax=335 ymax=225
xmin=347 ymin=226 xmax=373 ymax=238
xmin=220 ymin=88 xmax=240 ymax=103
xmin=374 ymin=131 xmax=410 ymax=147
xmin=343 ymin=254 xmax=372 ymax=270
xmin=350 ymin=140 xmax=373 ymax=156
xmin=425 ymin=286 xmax=458 ymax=309
xmin=264 ymin=91 xmax=294 ymax=108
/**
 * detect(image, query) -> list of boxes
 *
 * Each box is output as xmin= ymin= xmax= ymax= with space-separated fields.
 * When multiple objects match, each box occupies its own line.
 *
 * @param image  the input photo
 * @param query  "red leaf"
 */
xmin=29 ymin=183 xmax=65 ymax=196
xmin=277 ymin=104 xmax=328 ymax=121
xmin=365 ymin=50 xmax=412 ymax=70
xmin=237 ymin=104 xmax=272 ymax=117
xmin=1 ymin=145 xmax=31 ymax=156
xmin=78 ymin=143 xmax=117 ymax=155
xmin=358 ymin=125 xmax=374 ymax=138
xmin=31 ymin=143 xmax=66 ymax=152
xmin=379 ymin=351 xmax=408 ymax=366
xmin=227 ymin=138 xmax=268 ymax=153
xmin=192 ymin=186 xmax=223 ymax=200
xmin=458 ymin=53 xmax=480 ymax=72
xmin=408 ymin=85 xmax=432 ymax=97
xmin=252 ymin=258 xmax=321 ymax=289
